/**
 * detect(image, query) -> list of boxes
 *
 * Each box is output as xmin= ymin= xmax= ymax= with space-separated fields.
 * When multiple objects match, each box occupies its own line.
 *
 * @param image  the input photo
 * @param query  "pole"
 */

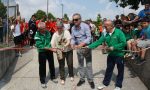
xmin=47 ymin=0 xmax=49 ymax=19
xmin=123 ymin=8 xmax=125 ymax=15
xmin=6 ymin=0 xmax=9 ymax=44
xmin=61 ymin=3 xmax=64 ymax=19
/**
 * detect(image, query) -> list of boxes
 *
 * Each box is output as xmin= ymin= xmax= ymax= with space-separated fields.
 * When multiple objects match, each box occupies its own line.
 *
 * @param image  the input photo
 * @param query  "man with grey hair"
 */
xmin=87 ymin=20 xmax=126 ymax=90
xmin=34 ymin=22 xmax=56 ymax=88
xmin=71 ymin=13 xmax=95 ymax=89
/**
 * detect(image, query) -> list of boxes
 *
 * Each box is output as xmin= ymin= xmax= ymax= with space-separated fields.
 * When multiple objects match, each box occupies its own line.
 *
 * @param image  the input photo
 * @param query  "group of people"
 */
xmin=33 ymin=12 xmax=126 ymax=90
xmin=10 ymin=3 xmax=150 ymax=90
xmin=113 ymin=3 xmax=150 ymax=65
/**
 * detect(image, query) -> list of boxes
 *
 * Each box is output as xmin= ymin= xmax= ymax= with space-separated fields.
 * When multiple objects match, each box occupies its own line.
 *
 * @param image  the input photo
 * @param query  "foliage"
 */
xmin=96 ymin=14 xmax=102 ymax=25
xmin=64 ymin=13 xmax=69 ymax=20
xmin=110 ymin=0 xmax=150 ymax=10
xmin=0 ymin=1 xmax=7 ymax=18
xmin=48 ymin=12 xmax=55 ymax=20
xmin=34 ymin=10 xmax=46 ymax=20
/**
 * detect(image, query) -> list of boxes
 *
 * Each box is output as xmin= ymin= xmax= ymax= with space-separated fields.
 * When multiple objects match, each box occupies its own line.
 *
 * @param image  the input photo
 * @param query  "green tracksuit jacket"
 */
xmin=88 ymin=28 xmax=126 ymax=57
xmin=34 ymin=30 xmax=51 ymax=52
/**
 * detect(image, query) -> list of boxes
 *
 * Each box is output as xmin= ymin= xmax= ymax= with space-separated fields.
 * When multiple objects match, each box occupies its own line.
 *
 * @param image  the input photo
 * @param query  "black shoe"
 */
xmin=89 ymin=81 xmax=95 ymax=89
xmin=51 ymin=76 xmax=56 ymax=80
xmin=136 ymin=59 xmax=146 ymax=65
xmin=77 ymin=80 xmax=85 ymax=86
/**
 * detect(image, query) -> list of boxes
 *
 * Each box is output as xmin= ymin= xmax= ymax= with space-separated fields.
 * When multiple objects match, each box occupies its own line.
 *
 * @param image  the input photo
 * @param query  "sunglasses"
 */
xmin=73 ymin=18 xmax=80 ymax=22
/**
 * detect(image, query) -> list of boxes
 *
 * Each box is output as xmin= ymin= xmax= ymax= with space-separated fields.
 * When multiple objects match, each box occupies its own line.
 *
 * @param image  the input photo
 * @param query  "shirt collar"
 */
xmin=109 ymin=28 xmax=115 ymax=36
xmin=74 ymin=22 xmax=82 ymax=30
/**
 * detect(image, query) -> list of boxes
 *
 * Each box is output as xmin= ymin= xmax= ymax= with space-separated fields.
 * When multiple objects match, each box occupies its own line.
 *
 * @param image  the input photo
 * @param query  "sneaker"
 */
xmin=41 ymin=83 xmax=47 ymax=88
xmin=127 ymin=53 xmax=132 ymax=57
xmin=61 ymin=80 xmax=65 ymax=85
xmin=88 ymin=81 xmax=95 ymax=89
xmin=97 ymin=85 xmax=107 ymax=90
xmin=77 ymin=80 xmax=85 ymax=86
xmin=51 ymin=78 xmax=58 ymax=83
xmin=19 ymin=52 xmax=22 ymax=57
xmin=131 ymin=55 xmax=135 ymax=60
xmin=124 ymin=53 xmax=129 ymax=58
xmin=114 ymin=87 xmax=121 ymax=90
xmin=15 ymin=53 xmax=19 ymax=57
xmin=70 ymin=77 xmax=74 ymax=81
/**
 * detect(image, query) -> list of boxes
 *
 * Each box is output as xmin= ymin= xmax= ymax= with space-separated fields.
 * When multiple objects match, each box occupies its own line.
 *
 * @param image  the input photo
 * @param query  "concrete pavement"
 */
xmin=0 ymin=49 xmax=148 ymax=90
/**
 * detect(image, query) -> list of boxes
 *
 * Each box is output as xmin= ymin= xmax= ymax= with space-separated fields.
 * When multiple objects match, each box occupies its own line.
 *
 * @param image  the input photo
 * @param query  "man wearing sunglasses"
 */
xmin=71 ymin=13 xmax=95 ymax=89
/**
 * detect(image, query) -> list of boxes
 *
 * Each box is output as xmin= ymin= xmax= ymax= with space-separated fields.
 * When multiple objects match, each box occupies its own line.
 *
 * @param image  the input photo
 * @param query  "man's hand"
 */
xmin=50 ymin=48 xmax=57 ymax=53
xmin=106 ymin=47 xmax=114 ymax=51
xmin=45 ymin=48 xmax=57 ymax=52
xmin=71 ymin=45 xmax=76 ymax=49
xmin=83 ymin=46 xmax=89 ymax=49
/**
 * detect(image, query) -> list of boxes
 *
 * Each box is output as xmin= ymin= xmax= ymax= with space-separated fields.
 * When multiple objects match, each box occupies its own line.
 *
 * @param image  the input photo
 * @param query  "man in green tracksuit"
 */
xmin=34 ymin=22 xmax=55 ymax=88
xmin=87 ymin=20 xmax=126 ymax=90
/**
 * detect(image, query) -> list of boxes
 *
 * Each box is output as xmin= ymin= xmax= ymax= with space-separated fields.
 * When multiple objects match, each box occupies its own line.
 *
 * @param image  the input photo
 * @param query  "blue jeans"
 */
xmin=103 ymin=55 xmax=124 ymax=88
xmin=77 ymin=48 xmax=93 ymax=82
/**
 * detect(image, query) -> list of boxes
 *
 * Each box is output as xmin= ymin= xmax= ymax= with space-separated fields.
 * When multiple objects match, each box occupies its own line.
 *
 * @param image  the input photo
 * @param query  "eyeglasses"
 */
xmin=73 ymin=18 xmax=80 ymax=22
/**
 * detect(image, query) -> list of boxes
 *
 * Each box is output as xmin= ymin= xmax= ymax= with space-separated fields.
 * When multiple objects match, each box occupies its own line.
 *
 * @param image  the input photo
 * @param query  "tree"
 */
xmin=34 ymin=10 xmax=46 ymax=20
xmin=110 ymin=0 xmax=150 ymax=10
xmin=63 ymin=13 xmax=69 ymax=20
xmin=48 ymin=13 xmax=55 ymax=20
xmin=0 ymin=1 xmax=7 ymax=18
xmin=96 ymin=14 xmax=102 ymax=25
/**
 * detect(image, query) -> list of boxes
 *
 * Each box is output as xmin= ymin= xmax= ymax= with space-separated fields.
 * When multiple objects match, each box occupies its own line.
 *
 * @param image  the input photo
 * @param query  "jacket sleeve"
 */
xmin=113 ymin=30 xmax=126 ymax=50
xmin=88 ymin=33 xmax=105 ymax=49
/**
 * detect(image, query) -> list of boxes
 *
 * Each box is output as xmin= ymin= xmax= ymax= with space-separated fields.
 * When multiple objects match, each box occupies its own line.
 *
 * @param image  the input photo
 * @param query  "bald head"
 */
xmin=104 ymin=20 xmax=114 ymax=33
xmin=104 ymin=20 xmax=114 ymax=26
xmin=38 ymin=22 xmax=46 ymax=29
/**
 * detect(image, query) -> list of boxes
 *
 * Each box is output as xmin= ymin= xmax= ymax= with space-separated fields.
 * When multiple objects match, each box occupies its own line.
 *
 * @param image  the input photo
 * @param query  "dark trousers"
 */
xmin=58 ymin=50 xmax=74 ymax=80
xmin=38 ymin=51 xmax=55 ymax=84
xmin=103 ymin=55 xmax=124 ymax=88
xmin=0 ymin=27 xmax=3 ymax=42
xmin=30 ymin=38 xmax=35 ymax=46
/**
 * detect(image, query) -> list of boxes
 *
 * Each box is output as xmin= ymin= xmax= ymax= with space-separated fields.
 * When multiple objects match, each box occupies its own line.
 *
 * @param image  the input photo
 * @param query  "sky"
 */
xmin=5 ymin=0 xmax=145 ymax=21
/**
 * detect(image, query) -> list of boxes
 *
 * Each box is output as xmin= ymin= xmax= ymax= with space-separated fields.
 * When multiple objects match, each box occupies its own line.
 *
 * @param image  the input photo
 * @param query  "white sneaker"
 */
xmin=70 ymin=77 xmax=74 ymax=81
xmin=114 ymin=87 xmax=121 ymax=90
xmin=41 ymin=83 xmax=47 ymax=88
xmin=61 ymin=80 xmax=65 ymax=85
xmin=19 ymin=52 xmax=22 ymax=57
xmin=97 ymin=85 xmax=107 ymax=90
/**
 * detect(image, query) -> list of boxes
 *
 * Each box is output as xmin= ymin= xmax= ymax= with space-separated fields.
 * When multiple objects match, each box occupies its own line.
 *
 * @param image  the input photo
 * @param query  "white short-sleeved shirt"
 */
xmin=13 ymin=24 xmax=21 ymax=37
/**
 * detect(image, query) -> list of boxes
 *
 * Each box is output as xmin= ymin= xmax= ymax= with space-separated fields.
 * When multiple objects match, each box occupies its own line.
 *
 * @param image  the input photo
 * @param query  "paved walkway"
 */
xmin=0 ymin=49 xmax=148 ymax=90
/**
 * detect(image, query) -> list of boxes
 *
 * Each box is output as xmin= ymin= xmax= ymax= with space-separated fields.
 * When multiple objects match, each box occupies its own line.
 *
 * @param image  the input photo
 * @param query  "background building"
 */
xmin=1 ymin=0 xmax=20 ymax=18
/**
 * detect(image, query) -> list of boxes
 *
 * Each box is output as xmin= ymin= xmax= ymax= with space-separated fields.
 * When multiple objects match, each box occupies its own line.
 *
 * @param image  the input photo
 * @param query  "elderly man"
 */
xmin=34 ymin=22 xmax=55 ymax=88
xmin=71 ymin=13 xmax=95 ymax=89
xmin=87 ymin=20 xmax=126 ymax=90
